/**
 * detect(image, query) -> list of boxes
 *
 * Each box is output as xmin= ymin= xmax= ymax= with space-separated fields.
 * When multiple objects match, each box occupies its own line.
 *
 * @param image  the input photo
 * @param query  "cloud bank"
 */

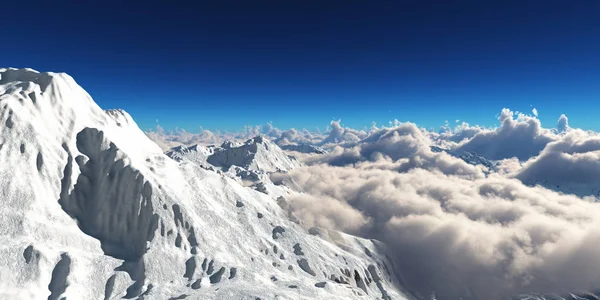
xmin=276 ymin=161 xmax=600 ymax=299
xmin=146 ymin=123 xmax=322 ymax=150
xmin=454 ymin=109 xmax=557 ymax=161
xmin=150 ymin=109 xmax=600 ymax=299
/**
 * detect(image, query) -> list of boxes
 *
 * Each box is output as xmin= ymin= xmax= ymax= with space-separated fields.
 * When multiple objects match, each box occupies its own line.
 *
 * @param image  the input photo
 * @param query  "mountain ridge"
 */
xmin=0 ymin=68 xmax=411 ymax=300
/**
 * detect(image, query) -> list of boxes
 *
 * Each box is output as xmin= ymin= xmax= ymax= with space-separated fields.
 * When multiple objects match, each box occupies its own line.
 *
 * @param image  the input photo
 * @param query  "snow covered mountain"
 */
xmin=0 ymin=68 xmax=411 ymax=300
xmin=166 ymin=144 xmax=217 ymax=169
xmin=209 ymin=136 xmax=302 ymax=173
xmin=168 ymin=136 xmax=302 ymax=173
xmin=166 ymin=137 xmax=304 ymax=194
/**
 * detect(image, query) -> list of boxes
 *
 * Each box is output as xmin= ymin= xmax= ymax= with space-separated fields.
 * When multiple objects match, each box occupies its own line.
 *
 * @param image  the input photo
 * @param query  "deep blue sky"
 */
xmin=2 ymin=0 xmax=600 ymax=132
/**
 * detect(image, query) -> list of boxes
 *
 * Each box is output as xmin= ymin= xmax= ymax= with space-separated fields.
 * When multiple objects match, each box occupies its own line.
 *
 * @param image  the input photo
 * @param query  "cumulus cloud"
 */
xmin=434 ymin=121 xmax=486 ymax=145
xmin=151 ymin=107 xmax=600 ymax=298
xmin=455 ymin=108 xmax=557 ymax=161
xmin=274 ymin=128 xmax=324 ymax=146
xmin=557 ymin=114 xmax=570 ymax=133
xmin=300 ymin=122 xmax=435 ymax=166
xmin=359 ymin=123 xmax=431 ymax=160
xmin=267 ymin=108 xmax=600 ymax=299
xmin=278 ymin=161 xmax=600 ymax=299
xmin=297 ymin=145 xmax=363 ymax=166
xmin=532 ymin=107 xmax=538 ymax=117
xmin=395 ymin=148 xmax=487 ymax=177
xmin=516 ymin=129 xmax=600 ymax=196
xmin=146 ymin=109 xmax=575 ymax=161
xmin=145 ymin=123 xmax=327 ymax=151
xmin=283 ymin=192 xmax=368 ymax=232
xmin=319 ymin=120 xmax=367 ymax=146
xmin=495 ymin=157 xmax=523 ymax=175
xmin=145 ymin=125 xmax=223 ymax=150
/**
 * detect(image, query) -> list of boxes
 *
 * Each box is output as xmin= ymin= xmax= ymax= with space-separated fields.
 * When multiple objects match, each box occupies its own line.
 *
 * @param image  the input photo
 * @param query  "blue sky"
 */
xmin=2 ymin=0 xmax=599 ymax=132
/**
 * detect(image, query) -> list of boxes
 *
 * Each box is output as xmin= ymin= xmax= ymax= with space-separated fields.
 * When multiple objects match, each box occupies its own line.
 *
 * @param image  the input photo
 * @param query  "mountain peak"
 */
xmin=1 ymin=69 xmax=410 ymax=300
xmin=169 ymin=136 xmax=302 ymax=173
xmin=0 ymin=68 xmax=74 ymax=94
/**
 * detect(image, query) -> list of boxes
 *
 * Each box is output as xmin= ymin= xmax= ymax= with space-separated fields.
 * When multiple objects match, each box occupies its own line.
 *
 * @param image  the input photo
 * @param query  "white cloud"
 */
xmin=145 ymin=124 xmax=327 ymax=151
xmin=454 ymin=108 xmax=557 ymax=160
xmin=557 ymin=114 xmax=570 ymax=133
xmin=274 ymin=127 xmax=326 ymax=146
xmin=145 ymin=126 xmax=224 ymax=150
xmin=532 ymin=107 xmax=538 ymax=117
xmin=516 ymin=129 xmax=600 ymax=196
xmin=276 ymin=161 xmax=600 ymax=299
xmin=435 ymin=121 xmax=485 ymax=144
xmin=319 ymin=120 xmax=367 ymax=146
xmin=150 ymin=108 xmax=600 ymax=298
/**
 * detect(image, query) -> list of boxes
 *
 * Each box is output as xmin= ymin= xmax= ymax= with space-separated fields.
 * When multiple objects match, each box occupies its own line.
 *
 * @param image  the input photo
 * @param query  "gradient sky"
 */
xmin=2 ymin=0 xmax=600 ymax=132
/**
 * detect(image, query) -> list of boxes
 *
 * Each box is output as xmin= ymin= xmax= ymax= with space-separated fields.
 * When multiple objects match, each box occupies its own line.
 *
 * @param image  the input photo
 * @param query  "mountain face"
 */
xmin=168 ymin=136 xmax=302 ymax=173
xmin=166 ymin=137 xmax=304 ymax=194
xmin=209 ymin=136 xmax=302 ymax=173
xmin=0 ymin=68 xmax=411 ymax=300
xmin=166 ymin=144 xmax=217 ymax=169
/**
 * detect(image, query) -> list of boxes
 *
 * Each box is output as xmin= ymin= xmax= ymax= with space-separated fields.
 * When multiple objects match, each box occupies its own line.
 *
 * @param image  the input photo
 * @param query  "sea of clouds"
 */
xmin=147 ymin=109 xmax=600 ymax=299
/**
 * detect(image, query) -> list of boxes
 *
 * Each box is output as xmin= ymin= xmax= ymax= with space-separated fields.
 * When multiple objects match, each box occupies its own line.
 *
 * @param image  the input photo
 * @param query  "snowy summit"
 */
xmin=0 ymin=68 xmax=412 ymax=299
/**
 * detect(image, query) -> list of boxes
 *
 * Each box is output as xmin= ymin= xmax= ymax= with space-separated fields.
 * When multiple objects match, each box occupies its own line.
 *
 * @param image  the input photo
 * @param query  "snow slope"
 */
xmin=0 ymin=68 xmax=412 ymax=300
xmin=166 ymin=136 xmax=302 ymax=174
xmin=166 ymin=137 xmax=304 ymax=194
xmin=167 ymin=144 xmax=217 ymax=169
xmin=208 ymin=136 xmax=302 ymax=173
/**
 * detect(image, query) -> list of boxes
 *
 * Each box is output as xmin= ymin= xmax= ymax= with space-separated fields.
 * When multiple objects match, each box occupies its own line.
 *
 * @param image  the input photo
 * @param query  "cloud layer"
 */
xmin=277 ymin=161 xmax=600 ymax=299
xmin=149 ymin=109 xmax=600 ymax=299
xmin=454 ymin=109 xmax=556 ymax=160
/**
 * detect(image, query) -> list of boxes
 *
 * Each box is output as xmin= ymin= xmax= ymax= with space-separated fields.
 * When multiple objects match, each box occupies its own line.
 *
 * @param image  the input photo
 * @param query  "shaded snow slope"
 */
xmin=210 ymin=136 xmax=302 ymax=172
xmin=0 ymin=68 xmax=411 ymax=300
xmin=168 ymin=136 xmax=302 ymax=173
xmin=166 ymin=136 xmax=304 ymax=195
xmin=166 ymin=144 xmax=217 ymax=169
